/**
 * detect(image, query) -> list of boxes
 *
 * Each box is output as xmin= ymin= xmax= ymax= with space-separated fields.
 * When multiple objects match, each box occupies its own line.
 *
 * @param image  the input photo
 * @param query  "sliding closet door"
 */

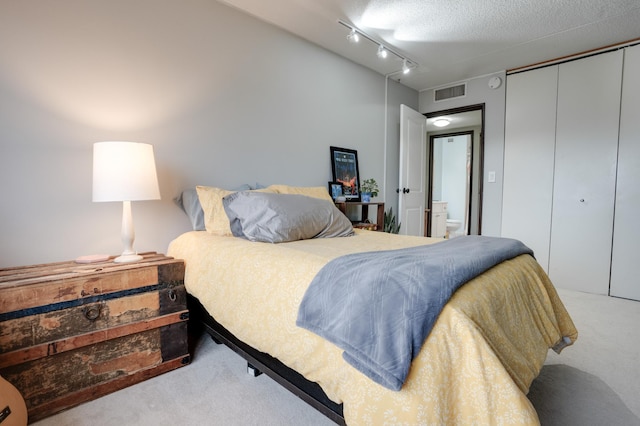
xmin=549 ymin=50 xmax=623 ymax=294
xmin=610 ymin=44 xmax=640 ymax=301
xmin=502 ymin=66 xmax=558 ymax=272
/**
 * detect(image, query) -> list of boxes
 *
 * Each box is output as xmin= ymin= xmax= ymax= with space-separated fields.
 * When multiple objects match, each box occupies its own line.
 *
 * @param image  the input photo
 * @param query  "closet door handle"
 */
xmin=403 ymin=188 xmax=410 ymax=194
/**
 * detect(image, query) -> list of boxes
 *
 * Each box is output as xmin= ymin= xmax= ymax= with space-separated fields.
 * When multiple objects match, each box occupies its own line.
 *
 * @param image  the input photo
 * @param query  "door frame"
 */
xmin=425 ymin=104 xmax=485 ymax=236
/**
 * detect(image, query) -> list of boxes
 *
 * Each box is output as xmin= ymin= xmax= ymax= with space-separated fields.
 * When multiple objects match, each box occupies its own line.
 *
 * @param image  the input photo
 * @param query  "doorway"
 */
xmin=425 ymin=104 xmax=484 ymax=237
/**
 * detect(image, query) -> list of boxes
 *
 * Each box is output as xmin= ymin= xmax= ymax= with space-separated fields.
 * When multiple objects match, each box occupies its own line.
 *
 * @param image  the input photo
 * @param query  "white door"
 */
xmin=549 ymin=50 xmax=623 ymax=294
xmin=399 ymin=104 xmax=427 ymax=236
xmin=610 ymin=44 xmax=640 ymax=301
xmin=502 ymin=65 xmax=558 ymax=272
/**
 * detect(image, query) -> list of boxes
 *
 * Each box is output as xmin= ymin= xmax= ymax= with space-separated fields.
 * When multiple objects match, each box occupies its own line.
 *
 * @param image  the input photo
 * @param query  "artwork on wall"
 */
xmin=330 ymin=146 xmax=360 ymax=201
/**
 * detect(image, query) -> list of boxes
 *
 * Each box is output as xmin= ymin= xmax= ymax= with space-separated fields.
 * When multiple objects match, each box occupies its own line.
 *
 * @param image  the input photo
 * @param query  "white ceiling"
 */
xmin=219 ymin=0 xmax=640 ymax=91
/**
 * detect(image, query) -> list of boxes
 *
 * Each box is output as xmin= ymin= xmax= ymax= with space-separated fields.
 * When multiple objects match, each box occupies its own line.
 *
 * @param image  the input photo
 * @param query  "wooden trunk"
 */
xmin=0 ymin=253 xmax=189 ymax=423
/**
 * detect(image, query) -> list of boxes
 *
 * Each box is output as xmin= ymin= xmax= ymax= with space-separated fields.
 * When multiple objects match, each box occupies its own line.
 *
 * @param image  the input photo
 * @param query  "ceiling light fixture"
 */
xmin=347 ymin=28 xmax=360 ymax=43
xmin=338 ymin=20 xmax=418 ymax=76
xmin=377 ymin=44 xmax=388 ymax=59
xmin=433 ymin=118 xmax=450 ymax=127
xmin=402 ymin=59 xmax=411 ymax=74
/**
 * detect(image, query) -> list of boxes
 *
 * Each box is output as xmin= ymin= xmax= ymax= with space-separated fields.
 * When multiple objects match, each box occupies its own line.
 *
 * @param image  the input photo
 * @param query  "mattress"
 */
xmin=168 ymin=230 xmax=578 ymax=425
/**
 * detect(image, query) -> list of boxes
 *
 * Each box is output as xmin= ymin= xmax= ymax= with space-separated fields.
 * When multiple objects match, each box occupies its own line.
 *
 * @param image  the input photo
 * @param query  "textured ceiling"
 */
xmin=219 ymin=0 xmax=640 ymax=91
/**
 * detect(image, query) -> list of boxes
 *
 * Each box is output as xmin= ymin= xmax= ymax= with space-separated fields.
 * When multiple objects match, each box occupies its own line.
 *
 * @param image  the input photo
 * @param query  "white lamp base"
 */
xmin=114 ymin=253 xmax=143 ymax=263
xmin=114 ymin=200 xmax=143 ymax=263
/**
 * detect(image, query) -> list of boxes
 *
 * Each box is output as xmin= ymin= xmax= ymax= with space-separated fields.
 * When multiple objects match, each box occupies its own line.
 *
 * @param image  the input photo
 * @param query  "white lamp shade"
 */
xmin=93 ymin=141 xmax=160 ymax=202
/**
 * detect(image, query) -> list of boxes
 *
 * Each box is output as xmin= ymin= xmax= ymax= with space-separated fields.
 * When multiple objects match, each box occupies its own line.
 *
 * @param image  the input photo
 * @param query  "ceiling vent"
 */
xmin=434 ymin=83 xmax=466 ymax=102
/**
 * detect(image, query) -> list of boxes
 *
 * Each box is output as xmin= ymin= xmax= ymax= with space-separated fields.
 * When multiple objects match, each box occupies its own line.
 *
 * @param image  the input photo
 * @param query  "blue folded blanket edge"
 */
xmin=296 ymin=235 xmax=534 ymax=391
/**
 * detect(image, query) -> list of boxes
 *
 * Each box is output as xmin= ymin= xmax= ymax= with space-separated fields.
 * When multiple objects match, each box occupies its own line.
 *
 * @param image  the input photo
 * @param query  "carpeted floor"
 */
xmin=528 ymin=364 xmax=639 ymax=426
xmin=33 ymin=288 xmax=640 ymax=426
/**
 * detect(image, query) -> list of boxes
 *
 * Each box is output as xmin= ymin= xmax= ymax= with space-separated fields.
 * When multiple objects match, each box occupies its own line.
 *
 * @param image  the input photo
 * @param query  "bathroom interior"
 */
xmin=426 ymin=107 xmax=483 ymax=239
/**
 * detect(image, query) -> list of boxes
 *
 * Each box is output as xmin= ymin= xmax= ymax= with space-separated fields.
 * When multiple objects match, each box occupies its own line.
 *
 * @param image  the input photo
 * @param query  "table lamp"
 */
xmin=92 ymin=141 xmax=160 ymax=263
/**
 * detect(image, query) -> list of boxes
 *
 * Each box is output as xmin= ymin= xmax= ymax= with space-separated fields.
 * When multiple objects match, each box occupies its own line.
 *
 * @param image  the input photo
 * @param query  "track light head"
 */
xmin=402 ymin=59 xmax=411 ymax=74
xmin=377 ymin=44 xmax=388 ymax=59
xmin=347 ymin=29 xmax=360 ymax=43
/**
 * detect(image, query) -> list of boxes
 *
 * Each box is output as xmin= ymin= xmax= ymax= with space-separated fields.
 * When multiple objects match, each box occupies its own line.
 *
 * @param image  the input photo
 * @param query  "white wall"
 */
xmin=419 ymin=74 xmax=506 ymax=236
xmin=0 ymin=0 xmax=417 ymax=267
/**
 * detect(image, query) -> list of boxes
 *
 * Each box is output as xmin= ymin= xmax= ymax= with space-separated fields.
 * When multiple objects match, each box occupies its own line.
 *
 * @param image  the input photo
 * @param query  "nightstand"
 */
xmin=336 ymin=201 xmax=385 ymax=231
xmin=0 ymin=253 xmax=189 ymax=423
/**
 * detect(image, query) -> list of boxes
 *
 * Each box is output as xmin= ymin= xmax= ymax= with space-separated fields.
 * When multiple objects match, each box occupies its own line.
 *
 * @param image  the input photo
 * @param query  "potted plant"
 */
xmin=360 ymin=178 xmax=379 ymax=203
xmin=384 ymin=207 xmax=401 ymax=234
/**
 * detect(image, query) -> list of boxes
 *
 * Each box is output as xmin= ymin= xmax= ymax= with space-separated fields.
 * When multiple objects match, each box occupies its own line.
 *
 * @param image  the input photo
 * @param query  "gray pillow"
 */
xmin=175 ymin=185 xmax=251 ymax=231
xmin=223 ymin=192 xmax=354 ymax=243
xmin=174 ymin=188 xmax=205 ymax=231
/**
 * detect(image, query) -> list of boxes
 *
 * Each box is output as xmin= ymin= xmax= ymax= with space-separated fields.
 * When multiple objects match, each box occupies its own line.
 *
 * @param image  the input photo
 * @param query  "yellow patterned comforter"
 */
xmin=167 ymin=230 xmax=577 ymax=425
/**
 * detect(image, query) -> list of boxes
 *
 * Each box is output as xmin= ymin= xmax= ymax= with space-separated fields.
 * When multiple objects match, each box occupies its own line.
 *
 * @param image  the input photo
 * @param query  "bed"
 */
xmin=168 ymin=185 xmax=578 ymax=425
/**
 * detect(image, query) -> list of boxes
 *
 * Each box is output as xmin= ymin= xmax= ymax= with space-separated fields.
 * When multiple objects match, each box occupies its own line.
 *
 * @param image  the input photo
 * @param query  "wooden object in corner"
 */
xmin=336 ymin=202 xmax=385 ymax=232
xmin=0 ymin=374 xmax=27 ymax=426
xmin=0 ymin=253 xmax=189 ymax=423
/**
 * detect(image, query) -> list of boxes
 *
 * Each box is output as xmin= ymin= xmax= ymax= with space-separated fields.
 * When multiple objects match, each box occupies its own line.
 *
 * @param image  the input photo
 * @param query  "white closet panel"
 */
xmin=610 ymin=44 xmax=640 ymax=301
xmin=549 ymin=51 xmax=623 ymax=294
xmin=502 ymin=66 xmax=558 ymax=272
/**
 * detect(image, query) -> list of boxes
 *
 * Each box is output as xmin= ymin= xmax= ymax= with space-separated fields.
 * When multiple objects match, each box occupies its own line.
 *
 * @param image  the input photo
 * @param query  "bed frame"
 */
xmin=188 ymin=295 xmax=346 ymax=425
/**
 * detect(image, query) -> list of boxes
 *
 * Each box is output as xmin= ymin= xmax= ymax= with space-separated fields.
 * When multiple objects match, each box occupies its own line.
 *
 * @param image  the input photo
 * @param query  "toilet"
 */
xmin=446 ymin=219 xmax=462 ymax=238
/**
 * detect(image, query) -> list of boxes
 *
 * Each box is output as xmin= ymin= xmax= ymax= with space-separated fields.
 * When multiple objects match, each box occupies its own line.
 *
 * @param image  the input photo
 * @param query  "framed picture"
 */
xmin=328 ymin=181 xmax=343 ymax=201
xmin=330 ymin=146 xmax=361 ymax=201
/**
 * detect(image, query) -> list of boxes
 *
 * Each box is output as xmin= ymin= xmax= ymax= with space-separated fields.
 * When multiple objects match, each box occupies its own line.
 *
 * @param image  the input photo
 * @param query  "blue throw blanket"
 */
xmin=296 ymin=235 xmax=533 ymax=391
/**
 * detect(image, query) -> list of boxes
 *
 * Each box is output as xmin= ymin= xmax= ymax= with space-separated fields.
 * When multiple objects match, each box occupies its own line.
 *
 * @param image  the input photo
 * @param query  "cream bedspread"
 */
xmin=167 ymin=230 xmax=578 ymax=425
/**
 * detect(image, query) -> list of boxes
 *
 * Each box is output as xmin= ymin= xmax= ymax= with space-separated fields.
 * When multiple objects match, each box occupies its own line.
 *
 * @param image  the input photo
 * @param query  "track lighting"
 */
xmin=377 ymin=44 xmax=388 ymax=59
xmin=338 ymin=20 xmax=419 ymax=76
xmin=402 ymin=59 xmax=411 ymax=74
xmin=347 ymin=28 xmax=360 ymax=43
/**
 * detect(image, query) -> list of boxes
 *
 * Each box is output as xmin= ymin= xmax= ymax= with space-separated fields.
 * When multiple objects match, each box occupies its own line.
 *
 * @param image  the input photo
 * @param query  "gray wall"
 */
xmin=419 ymin=73 xmax=507 ymax=236
xmin=0 ymin=0 xmax=418 ymax=267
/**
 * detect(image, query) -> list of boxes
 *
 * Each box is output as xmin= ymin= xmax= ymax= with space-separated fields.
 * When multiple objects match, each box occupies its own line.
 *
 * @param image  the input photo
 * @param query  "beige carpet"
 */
xmin=33 ymin=288 xmax=640 ymax=426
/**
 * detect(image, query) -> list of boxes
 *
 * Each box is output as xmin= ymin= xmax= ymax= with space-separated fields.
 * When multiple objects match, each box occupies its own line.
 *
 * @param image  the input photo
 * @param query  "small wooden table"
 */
xmin=336 ymin=202 xmax=385 ymax=232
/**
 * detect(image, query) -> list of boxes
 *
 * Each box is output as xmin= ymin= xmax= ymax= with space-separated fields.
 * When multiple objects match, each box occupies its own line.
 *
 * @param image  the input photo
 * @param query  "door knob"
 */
xmin=403 ymin=188 xmax=410 ymax=194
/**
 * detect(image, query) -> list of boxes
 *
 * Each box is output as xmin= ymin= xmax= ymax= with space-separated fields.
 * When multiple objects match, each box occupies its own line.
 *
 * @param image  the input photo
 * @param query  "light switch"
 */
xmin=488 ymin=171 xmax=496 ymax=183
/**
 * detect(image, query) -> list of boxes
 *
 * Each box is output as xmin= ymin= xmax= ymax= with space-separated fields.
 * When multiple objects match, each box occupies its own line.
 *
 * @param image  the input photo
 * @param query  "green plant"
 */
xmin=383 ymin=207 xmax=401 ymax=234
xmin=360 ymin=178 xmax=379 ymax=197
